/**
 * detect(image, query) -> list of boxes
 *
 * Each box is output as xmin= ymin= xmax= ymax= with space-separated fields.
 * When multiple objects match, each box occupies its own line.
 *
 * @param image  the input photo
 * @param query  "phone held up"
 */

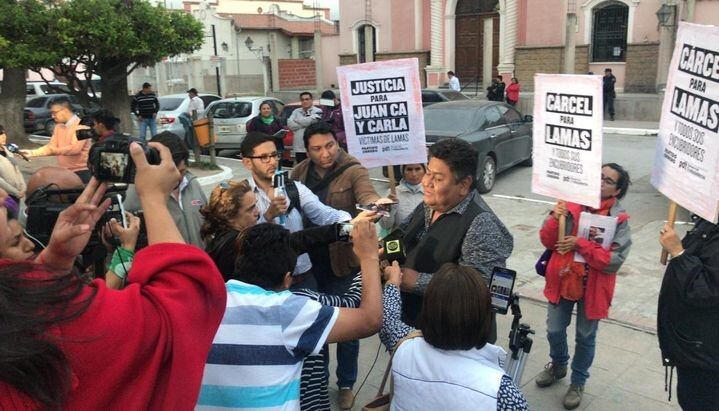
xmin=489 ymin=267 xmax=517 ymax=315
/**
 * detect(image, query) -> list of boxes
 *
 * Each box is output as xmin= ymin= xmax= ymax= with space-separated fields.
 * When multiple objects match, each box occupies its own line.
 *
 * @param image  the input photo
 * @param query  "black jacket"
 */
xmin=658 ymin=216 xmax=719 ymax=370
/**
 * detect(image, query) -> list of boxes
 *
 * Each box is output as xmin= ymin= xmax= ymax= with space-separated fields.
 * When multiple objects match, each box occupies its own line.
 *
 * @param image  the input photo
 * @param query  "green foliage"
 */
xmin=50 ymin=0 xmax=204 ymax=73
xmin=0 ymin=0 xmax=61 ymax=69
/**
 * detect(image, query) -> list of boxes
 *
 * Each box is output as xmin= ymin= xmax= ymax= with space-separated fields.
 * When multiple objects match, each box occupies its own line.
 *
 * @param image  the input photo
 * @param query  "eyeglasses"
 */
xmin=601 ymin=175 xmax=617 ymax=186
xmin=246 ymin=152 xmax=281 ymax=163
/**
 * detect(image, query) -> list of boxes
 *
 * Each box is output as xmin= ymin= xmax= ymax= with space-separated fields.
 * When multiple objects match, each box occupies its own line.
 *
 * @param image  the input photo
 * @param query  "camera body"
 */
xmin=88 ymin=135 xmax=160 ymax=184
xmin=76 ymin=115 xmax=99 ymax=141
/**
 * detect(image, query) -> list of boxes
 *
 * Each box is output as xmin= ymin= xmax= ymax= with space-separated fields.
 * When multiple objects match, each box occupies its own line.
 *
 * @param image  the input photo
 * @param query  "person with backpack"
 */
xmin=239 ymin=132 xmax=372 ymax=289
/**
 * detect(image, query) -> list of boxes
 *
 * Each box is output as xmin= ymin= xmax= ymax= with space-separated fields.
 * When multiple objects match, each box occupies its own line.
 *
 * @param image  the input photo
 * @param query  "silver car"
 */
xmin=136 ymin=93 xmax=221 ymax=139
xmin=205 ymin=97 xmax=285 ymax=152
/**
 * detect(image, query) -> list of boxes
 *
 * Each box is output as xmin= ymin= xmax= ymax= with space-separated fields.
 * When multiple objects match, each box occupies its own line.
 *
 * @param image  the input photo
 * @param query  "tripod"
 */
xmin=504 ymin=293 xmax=535 ymax=384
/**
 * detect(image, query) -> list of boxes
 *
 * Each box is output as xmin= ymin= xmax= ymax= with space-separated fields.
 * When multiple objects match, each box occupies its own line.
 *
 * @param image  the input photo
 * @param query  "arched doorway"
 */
xmin=454 ymin=0 xmax=499 ymax=82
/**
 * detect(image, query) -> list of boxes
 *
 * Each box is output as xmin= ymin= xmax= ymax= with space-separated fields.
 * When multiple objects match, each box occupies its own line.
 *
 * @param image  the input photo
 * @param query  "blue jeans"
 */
xmin=138 ymin=117 xmax=157 ymax=141
xmin=323 ymin=340 xmax=359 ymax=389
xmin=546 ymin=298 xmax=599 ymax=386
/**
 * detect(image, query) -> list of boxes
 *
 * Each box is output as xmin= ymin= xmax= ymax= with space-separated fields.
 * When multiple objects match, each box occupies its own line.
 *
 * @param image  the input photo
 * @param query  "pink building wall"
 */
xmin=391 ymin=0 xmax=416 ymax=52
xmin=692 ymin=1 xmax=719 ymax=26
xmin=521 ymin=0 xmax=566 ymax=46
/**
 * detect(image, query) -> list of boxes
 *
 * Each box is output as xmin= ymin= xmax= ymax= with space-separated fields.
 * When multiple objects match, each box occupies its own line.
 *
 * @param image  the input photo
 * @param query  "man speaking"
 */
xmin=397 ymin=138 xmax=513 ymax=339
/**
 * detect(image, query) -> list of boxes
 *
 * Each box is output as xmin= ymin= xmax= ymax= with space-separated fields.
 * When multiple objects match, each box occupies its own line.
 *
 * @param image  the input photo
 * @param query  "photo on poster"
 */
xmin=574 ymin=212 xmax=618 ymax=263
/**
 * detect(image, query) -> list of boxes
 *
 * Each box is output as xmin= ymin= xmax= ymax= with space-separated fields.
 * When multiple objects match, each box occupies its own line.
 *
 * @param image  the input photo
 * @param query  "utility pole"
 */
xmin=563 ymin=0 xmax=577 ymax=74
xmin=212 ymin=24 xmax=222 ymax=96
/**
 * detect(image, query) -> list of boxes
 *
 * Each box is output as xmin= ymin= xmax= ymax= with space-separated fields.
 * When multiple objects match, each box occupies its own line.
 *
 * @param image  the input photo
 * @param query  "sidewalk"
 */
xmin=603 ymin=120 xmax=659 ymax=136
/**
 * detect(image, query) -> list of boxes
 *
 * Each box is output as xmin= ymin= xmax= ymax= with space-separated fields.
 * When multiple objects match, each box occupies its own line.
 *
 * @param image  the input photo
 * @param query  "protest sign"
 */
xmin=531 ymin=74 xmax=604 ymax=209
xmin=336 ymin=58 xmax=427 ymax=169
xmin=651 ymin=22 xmax=719 ymax=224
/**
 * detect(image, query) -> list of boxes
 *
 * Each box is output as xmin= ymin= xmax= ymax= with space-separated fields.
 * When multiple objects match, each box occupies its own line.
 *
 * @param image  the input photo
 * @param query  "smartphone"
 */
xmin=336 ymin=222 xmax=353 ymax=242
xmin=116 ymin=194 xmax=128 ymax=229
xmin=356 ymin=202 xmax=396 ymax=217
xmin=272 ymin=170 xmax=288 ymax=189
xmin=489 ymin=267 xmax=516 ymax=315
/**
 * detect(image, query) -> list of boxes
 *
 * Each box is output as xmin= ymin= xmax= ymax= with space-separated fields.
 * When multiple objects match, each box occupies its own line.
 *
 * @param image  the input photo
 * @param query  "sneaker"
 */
xmin=535 ymin=362 xmax=567 ymax=387
xmin=338 ymin=387 xmax=355 ymax=410
xmin=563 ymin=384 xmax=584 ymax=410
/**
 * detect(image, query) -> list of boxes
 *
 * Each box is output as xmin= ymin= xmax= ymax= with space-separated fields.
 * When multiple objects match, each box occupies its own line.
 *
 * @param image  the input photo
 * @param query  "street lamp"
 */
xmin=221 ymin=41 xmax=228 ymax=52
xmin=656 ymin=4 xmax=676 ymax=27
xmin=245 ymin=36 xmax=265 ymax=59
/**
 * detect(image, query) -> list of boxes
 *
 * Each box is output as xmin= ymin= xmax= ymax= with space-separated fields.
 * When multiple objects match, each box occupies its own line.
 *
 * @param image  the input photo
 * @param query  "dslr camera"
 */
xmin=88 ymin=135 xmax=160 ymax=184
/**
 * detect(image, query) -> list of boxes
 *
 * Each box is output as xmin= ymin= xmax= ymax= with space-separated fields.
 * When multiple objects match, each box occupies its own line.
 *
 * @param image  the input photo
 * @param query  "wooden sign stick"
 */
xmin=660 ymin=200 xmax=679 ymax=265
xmin=558 ymin=200 xmax=566 ymax=243
xmin=387 ymin=164 xmax=397 ymax=197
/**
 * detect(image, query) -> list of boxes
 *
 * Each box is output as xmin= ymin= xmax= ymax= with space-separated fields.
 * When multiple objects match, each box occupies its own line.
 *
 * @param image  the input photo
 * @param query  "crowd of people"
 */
xmin=0 ymin=84 xmax=715 ymax=411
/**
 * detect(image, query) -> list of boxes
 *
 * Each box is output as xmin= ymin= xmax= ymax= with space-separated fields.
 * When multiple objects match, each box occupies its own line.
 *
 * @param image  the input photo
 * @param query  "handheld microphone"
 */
xmin=6 ymin=143 xmax=29 ymax=162
xmin=273 ymin=170 xmax=288 ymax=225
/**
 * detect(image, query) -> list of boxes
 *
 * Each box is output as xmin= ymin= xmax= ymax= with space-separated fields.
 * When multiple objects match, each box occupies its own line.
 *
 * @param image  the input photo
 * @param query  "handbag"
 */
xmin=362 ymin=330 xmax=423 ymax=411
xmin=535 ymin=249 xmax=552 ymax=277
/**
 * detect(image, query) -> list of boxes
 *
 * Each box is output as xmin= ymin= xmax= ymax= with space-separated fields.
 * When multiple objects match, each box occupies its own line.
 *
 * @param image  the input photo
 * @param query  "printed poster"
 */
xmin=574 ymin=212 xmax=618 ymax=263
xmin=651 ymin=22 xmax=719 ymax=223
xmin=531 ymin=74 xmax=604 ymax=208
xmin=336 ymin=58 xmax=427 ymax=168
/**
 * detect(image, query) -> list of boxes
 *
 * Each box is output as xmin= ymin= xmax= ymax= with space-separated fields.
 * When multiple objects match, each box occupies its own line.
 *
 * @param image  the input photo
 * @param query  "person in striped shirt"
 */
xmin=196 ymin=220 xmax=382 ymax=411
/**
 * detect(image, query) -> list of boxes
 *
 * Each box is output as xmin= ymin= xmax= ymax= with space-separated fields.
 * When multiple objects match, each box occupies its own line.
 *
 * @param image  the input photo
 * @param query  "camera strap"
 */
xmin=306 ymin=161 xmax=359 ymax=197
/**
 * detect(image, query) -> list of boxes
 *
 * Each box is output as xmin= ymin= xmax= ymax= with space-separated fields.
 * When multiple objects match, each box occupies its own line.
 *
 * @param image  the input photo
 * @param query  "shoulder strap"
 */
xmin=376 ymin=330 xmax=423 ymax=397
xmin=285 ymin=180 xmax=301 ymax=214
xmin=307 ymin=161 xmax=360 ymax=194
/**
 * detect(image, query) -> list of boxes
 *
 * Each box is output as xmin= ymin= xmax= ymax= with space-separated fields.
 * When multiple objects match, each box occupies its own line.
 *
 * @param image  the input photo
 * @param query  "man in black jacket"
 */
xmin=603 ymin=69 xmax=616 ymax=121
xmin=658 ymin=215 xmax=719 ymax=410
xmin=131 ymin=82 xmax=159 ymax=140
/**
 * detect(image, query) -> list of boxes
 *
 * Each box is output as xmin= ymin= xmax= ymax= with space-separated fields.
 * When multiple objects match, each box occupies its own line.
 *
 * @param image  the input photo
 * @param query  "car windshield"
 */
xmin=40 ymin=84 xmax=72 ymax=94
xmin=424 ymin=109 xmax=478 ymax=132
xmin=26 ymin=97 xmax=47 ymax=108
xmin=209 ymin=102 xmax=252 ymax=119
xmin=442 ymin=91 xmax=470 ymax=101
xmin=159 ymin=97 xmax=185 ymax=111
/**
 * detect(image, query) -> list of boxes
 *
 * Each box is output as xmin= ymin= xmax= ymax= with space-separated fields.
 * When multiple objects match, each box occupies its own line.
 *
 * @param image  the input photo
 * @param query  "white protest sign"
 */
xmin=336 ymin=58 xmax=427 ymax=168
xmin=651 ymin=22 xmax=719 ymax=223
xmin=531 ymin=74 xmax=604 ymax=208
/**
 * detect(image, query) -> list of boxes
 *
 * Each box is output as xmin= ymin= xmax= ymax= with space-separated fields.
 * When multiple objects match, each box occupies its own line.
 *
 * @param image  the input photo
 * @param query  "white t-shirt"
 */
xmin=188 ymin=96 xmax=205 ymax=116
xmin=449 ymin=76 xmax=461 ymax=91
xmin=196 ymin=280 xmax=339 ymax=411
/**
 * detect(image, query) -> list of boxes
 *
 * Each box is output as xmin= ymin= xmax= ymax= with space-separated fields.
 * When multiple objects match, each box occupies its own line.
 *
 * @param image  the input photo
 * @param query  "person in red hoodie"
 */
xmin=0 ymin=142 xmax=227 ymax=410
xmin=505 ymin=77 xmax=520 ymax=107
xmin=534 ymin=163 xmax=632 ymax=410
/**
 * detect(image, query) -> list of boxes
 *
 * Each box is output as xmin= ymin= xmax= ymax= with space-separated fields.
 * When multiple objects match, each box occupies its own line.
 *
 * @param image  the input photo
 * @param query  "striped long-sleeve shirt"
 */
xmin=131 ymin=91 xmax=159 ymax=118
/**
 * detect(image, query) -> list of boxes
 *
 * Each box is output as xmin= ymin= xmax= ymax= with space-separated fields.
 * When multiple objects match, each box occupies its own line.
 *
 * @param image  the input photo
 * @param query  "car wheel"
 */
xmin=477 ymin=155 xmax=496 ymax=194
xmin=520 ymin=150 xmax=533 ymax=167
xmin=45 ymin=120 xmax=56 ymax=136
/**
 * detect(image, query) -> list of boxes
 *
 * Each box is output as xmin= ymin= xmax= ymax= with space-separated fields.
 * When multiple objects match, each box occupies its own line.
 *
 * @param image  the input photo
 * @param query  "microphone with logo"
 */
xmin=381 ymin=229 xmax=406 ymax=265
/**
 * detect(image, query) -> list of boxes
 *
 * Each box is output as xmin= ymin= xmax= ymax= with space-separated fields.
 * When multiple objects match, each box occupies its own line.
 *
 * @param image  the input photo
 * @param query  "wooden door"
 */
xmin=455 ymin=13 xmax=500 ymax=82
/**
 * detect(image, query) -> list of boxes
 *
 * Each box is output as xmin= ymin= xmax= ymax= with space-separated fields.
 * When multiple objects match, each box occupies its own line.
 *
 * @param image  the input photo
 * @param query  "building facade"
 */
xmin=338 ymin=0 xmax=719 ymax=92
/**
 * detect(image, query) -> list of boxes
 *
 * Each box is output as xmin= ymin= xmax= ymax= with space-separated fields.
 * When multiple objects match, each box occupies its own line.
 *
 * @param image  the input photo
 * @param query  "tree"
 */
xmin=39 ymin=0 xmax=205 ymax=134
xmin=0 ymin=0 xmax=60 ymax=145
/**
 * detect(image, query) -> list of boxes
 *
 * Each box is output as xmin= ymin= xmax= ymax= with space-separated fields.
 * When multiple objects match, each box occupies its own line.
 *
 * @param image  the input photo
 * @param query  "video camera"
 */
xmin=76 ymin=115 xmax=99 ymax=141
xmin=87 ymin=135 xmax=160 ymax=184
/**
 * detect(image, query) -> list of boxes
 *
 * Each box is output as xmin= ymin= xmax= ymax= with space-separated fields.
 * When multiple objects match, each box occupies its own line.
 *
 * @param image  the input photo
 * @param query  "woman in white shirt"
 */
xmin=380 ymin=262 xmax=528 ymax=411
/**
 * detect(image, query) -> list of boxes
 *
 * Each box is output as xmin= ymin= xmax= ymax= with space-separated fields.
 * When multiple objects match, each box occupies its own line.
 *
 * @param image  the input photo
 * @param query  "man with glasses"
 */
xmin=21 ymin=97 xmax=92 ymax=183
xmin=288 ymin=91 xmax=322 ymax=163
xmin=239 ymin=131 xmax=368 ymax=289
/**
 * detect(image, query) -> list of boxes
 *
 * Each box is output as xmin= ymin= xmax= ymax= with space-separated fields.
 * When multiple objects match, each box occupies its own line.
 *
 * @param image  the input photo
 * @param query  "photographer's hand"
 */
xmin=131 ymin=142 xmax=184 ymax=245
xmin=40 ymin=178 xmax=111 ymax=272
xmin=349 ymin=210 xmax=378 ymax=225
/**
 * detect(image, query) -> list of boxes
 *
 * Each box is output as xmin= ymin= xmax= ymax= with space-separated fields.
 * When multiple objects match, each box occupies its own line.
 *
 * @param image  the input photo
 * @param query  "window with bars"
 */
xmin=358 ymin=25 xmax=376 ymax=63
xmin=592 ymin=3 xmax=629 ymax=62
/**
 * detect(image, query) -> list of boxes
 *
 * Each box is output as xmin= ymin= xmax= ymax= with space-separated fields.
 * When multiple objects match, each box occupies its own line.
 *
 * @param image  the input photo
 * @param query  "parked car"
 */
xmin=421 ymin=89 xmax=470 ymax=107
xmin=423 ymin=100 xmax=533 ymax=193
xmin=25 ymin=81 xmax=72 ymax=101
xmin=204 ymin=96 xmax=285 ymax=155
xmin=24 ymin=94 xmax=90 ymax=135
xmin=151 ymin=93 xmax=222 ymax=139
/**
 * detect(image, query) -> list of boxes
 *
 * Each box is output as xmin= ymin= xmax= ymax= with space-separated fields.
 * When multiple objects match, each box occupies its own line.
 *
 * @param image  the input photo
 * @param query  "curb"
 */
xmin=603 ymin=127 xmax=658 ymax=136
xmin=196 ymin=164 xmax=233 ymax=187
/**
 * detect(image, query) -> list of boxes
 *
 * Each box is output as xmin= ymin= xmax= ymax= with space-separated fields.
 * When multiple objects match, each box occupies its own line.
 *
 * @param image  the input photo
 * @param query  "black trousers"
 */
xmin=677 ymin=367 xmax=719 ymax=411
xmin=75 ymin=169 xmax=91 ymax=184
xmin=603 ymin=93 xmax=615 ymax=118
